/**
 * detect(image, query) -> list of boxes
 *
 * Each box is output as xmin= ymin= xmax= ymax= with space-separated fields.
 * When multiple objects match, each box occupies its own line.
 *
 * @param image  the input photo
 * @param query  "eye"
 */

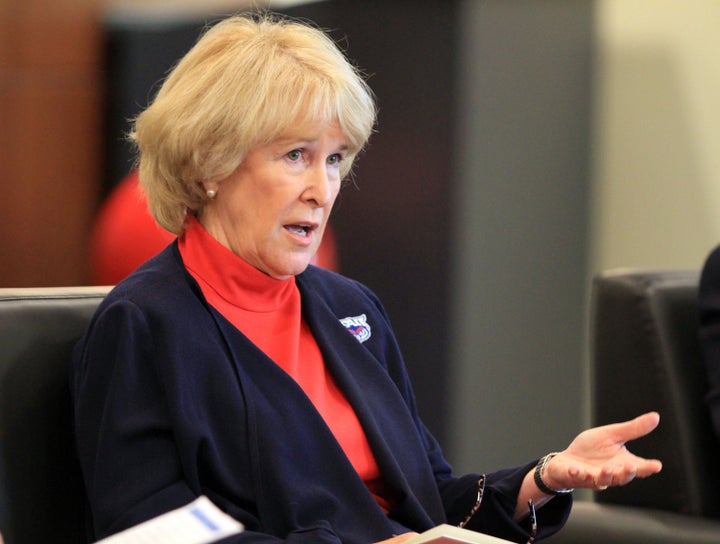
xmin=287 ymin=149 xmax=302 ymax=161
xmin=326 ymin=153 xmax=343 ymax=166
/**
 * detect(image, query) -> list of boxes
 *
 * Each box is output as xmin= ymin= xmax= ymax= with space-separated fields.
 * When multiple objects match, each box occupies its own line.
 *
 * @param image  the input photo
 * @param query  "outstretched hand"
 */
xmin=543 ymin=412 xmax=663 ymax=491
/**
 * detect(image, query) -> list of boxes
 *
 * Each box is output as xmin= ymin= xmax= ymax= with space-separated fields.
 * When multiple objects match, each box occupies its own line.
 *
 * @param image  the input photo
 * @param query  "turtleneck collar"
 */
xmin=178 ymin=214 xmax=297 ymax=313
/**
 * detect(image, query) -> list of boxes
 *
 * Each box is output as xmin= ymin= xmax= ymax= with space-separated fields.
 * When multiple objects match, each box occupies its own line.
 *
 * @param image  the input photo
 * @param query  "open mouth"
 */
xmin=285 ymin=224 xmax=312 ymax=237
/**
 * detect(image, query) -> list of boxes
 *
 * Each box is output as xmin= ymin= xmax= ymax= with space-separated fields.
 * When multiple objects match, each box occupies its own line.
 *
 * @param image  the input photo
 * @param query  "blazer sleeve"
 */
xmin=349 ymin=280 xmax=571 ymax=542
xmin=71 ymin=298 xmax=199 ymax=538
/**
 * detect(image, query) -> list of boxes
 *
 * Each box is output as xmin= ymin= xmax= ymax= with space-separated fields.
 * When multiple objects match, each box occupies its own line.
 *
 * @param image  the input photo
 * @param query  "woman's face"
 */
xmin=198 ymin=120 xmax=347 ymax=280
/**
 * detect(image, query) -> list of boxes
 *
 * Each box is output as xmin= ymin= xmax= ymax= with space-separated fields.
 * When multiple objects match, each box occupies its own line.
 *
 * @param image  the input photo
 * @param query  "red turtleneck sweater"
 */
xmin=178 ymin=215 xmax=391 ymax=511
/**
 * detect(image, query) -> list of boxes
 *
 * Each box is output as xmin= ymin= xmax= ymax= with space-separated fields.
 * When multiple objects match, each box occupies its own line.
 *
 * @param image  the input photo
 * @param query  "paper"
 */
xmin=95 ymin=496 xmax=244 ymax=544
xmin=406 ymin=524 xmax=514 ymax=544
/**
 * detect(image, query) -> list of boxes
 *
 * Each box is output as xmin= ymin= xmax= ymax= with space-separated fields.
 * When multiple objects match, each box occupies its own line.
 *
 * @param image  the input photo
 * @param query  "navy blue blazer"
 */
xmin=70 ymin=243 xmax=570 ymax=543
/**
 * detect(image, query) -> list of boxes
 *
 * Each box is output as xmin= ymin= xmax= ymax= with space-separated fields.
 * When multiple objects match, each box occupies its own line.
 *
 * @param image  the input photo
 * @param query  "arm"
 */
xmin=350 ymin=283 xmax=570 ymax=541
xmin=72 ymin=299 xmax=196 ymax=537
xmin=430 ymin=413 xmax=660 ymax=540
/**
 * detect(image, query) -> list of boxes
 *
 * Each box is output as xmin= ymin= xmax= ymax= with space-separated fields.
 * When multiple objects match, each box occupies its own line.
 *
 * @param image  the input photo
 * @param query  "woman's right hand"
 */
xmin=375 ymin=533 xmax=418 ymax=543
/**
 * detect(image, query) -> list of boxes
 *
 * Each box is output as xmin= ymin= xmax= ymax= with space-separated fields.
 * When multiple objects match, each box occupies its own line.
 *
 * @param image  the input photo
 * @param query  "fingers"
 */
xmin=587 ymin=458 xmax=662 ymax=491
xmin=375 ymin=533 xmax=418 ymax=543
xmin=585 ymin=464 xmax=620 ymax=490
xmin=595 ymin=463 xmax=632 ymax=489
xmin=634 ymin=457 xmax=663 ymax=478
xmin=603 ymin=412 xmax=663 ymax=478
xmin=556 ymin=411 xmax=663 ymax=492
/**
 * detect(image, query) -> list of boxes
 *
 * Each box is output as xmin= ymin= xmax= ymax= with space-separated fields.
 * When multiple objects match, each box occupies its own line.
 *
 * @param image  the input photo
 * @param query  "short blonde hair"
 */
xmin=130 ymin=12 xmax=377 ymax=233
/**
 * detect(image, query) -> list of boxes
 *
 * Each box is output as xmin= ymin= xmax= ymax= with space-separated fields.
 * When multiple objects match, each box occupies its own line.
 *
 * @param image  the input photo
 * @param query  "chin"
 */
xmin=268 ymin=260 xmax=313 ymax=280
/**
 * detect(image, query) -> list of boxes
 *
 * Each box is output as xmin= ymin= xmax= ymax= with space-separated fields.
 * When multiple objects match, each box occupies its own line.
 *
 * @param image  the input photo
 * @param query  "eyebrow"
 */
xmin=273 ymin=138 xmax=349 ymax=152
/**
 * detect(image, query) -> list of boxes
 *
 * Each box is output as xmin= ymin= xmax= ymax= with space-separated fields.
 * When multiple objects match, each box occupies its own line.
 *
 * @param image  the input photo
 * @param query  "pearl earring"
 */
xmin=206 ymin=189 xmax=217 ymax=199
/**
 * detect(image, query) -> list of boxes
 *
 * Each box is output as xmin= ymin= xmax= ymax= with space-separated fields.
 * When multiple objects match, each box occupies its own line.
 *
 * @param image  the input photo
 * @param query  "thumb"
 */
xmin=606 ymin=411 xmax=660 ymax=444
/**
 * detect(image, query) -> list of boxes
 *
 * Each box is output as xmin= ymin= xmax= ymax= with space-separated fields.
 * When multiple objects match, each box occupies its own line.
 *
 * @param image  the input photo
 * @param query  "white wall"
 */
xmin=590 ymin=0 xmax=720 ymax=273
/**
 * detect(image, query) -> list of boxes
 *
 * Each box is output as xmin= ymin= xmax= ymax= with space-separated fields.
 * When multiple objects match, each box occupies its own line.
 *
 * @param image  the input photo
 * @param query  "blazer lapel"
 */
xmin=298 ymin=282 xmax=445 ymax=528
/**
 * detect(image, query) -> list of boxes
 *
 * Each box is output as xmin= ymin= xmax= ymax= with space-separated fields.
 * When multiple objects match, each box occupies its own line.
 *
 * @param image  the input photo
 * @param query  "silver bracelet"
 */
xmin=534 ymin=452 xmax=574 ymax=495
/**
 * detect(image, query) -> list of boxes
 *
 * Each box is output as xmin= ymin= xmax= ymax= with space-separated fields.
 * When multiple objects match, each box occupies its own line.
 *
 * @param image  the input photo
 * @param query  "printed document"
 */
xmin=95 ymin=496 xmax=243 ymax=544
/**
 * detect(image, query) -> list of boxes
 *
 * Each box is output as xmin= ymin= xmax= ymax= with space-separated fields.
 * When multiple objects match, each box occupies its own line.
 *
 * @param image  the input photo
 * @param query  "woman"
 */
xmin=70 ymin=13 xmax=661 ymax=544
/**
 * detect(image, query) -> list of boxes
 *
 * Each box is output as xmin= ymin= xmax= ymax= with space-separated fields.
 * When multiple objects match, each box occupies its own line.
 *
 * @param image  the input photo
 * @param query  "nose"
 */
xmin=303 ymin=164 xmax=335 ymax=208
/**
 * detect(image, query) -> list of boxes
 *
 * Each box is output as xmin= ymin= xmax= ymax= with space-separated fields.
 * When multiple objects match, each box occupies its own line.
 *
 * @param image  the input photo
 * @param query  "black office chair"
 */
xmin=548 ymin=269 xmax=720 ymax=543
xmin=592 ymin=269 xmax=720 ymax=516
xmin=0 ymin=287 xmax=109 ymax=544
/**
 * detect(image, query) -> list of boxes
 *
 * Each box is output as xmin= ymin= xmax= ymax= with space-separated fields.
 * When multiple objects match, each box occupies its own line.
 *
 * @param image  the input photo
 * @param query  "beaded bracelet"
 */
xmin=458 ymin=474 xmax=485 ymax=528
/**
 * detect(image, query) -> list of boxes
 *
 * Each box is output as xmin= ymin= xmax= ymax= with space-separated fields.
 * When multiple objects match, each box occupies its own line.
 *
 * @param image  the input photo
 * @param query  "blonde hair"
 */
xmin=130 ymin=12 xmax=377 ymax=233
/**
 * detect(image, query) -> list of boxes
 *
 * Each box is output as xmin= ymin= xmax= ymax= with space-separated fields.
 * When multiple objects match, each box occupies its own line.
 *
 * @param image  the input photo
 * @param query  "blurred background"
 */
xmin=1 ymin=0 xmax=718 ymax=474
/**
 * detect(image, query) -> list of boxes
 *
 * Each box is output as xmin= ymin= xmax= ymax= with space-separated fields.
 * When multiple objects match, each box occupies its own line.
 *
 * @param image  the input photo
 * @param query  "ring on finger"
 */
xmin=593 ymin=476 xmax=609 ymax=491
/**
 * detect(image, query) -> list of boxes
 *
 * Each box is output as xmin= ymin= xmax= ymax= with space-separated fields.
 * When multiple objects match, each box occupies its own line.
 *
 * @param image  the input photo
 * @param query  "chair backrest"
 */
xmin=591 ymin=270 xmax=720 ymax=518
xmin=0 ymin=286 xmax=109 ymax=544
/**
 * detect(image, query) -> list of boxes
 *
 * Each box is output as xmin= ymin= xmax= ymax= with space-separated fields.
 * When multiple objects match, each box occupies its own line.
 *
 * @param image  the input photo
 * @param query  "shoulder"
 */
xmin=74 ymin=244 xmax=219 ymax=379
xmin=93 ymin=243 xmax=206 ymax=325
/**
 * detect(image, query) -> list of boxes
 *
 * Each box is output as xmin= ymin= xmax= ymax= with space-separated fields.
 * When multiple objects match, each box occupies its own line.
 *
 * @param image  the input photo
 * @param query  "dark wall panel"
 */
xmin=285 ymin=0 xmax=458 ymax=444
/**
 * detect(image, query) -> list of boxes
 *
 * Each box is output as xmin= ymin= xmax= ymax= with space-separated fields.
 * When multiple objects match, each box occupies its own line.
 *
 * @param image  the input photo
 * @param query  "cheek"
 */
xmin=329 ymin=183 xmax=342 ymax=205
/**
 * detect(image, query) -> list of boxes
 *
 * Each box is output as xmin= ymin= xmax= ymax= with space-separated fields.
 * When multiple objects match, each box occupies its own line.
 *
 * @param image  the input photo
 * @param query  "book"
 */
xmin=95 ymin=496 xmax=244 ymax=544
xmin=406 ymin=524 xmax=515 ymax=544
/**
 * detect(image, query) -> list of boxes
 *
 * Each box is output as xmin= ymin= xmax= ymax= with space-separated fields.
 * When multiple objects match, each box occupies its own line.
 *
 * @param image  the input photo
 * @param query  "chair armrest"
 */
xmin=545 ymin=501 xmax=720 ymax=544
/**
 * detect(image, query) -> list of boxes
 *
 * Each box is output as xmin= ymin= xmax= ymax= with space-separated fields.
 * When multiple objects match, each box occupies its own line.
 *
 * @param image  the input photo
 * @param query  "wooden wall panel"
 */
xmin=0 ymin=0 xmax=102 ymax=286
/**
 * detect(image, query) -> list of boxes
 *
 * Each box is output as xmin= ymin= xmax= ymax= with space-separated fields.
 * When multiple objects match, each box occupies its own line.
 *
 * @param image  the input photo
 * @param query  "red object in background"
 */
xmin=89 ymin=171 xmax=339 ymax=285
xmin=315 ymin=216 xmax=339 ymax=272
xmin=89 ymin=171 xmax=174 ymax=285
